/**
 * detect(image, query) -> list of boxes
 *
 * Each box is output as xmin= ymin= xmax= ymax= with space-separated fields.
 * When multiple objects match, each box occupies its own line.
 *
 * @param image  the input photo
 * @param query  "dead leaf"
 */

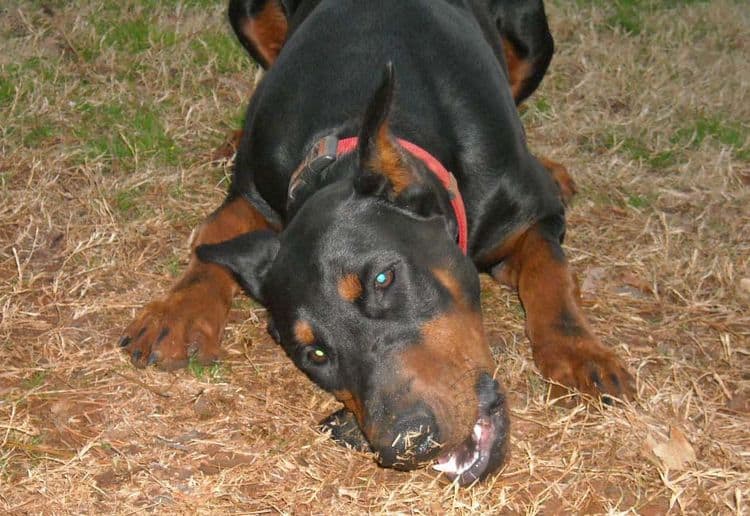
xmin=739 ymin=278 xmax=750 ymax=299
xmin=621 ymin=272 xmax=652 ymax=294
xmin=726 ymin=390 xmax=750 ymax=414
xmin=646 ymin=427 xmax=696 ymax=471
xmin=581 ymin=267 xmax=607 ymax=295
xmin=338 ymin=487 xmax=359 ymax=500
xmin=198 ymin=452 xmax=256 ymax=475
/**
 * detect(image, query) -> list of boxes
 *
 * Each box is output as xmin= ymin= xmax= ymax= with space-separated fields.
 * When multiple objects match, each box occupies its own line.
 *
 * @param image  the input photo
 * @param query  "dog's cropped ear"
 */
xmin=196 ymin=230 xmax=280 ymax=304
xmin=355 ymin=63 xmax=457 ymax=238
xmin=355 ymin=63 xmax=419 ymax=199
xmin=228 ymin=0 xmax=289 ymax=68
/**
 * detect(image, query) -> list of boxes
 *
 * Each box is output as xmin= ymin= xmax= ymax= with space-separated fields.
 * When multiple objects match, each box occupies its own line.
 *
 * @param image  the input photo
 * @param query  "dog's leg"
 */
xmin=539 ymin=156 xmax=577 ymax=206
xmin=492 ymin=222 xmax=634 ymax=401
xmin=119 ymin=194 xmax=271 ymax=369
xmin=489 ymin=0 xmax=555 ymax=104
xmin=319 ymin=409 xmax=372 ymax=452
xmin=229 ymin=0 xmax=288 ymax=69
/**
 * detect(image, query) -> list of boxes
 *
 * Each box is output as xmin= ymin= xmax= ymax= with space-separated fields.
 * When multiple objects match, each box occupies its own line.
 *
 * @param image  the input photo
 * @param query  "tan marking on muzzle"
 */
xmin=398 ymin=269 xmax=495 ymax=451
xmin=333 ymin=390 xmax=372 ymax=437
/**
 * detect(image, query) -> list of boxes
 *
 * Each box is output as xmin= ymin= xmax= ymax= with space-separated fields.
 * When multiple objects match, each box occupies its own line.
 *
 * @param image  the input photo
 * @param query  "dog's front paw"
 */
xmin=119 ymin=284 xmax=228 ymax=370
xmin=319 ymin=409 xmax=372 ymax=452
xmin=534 ymin=338 xmax=634 ymax=403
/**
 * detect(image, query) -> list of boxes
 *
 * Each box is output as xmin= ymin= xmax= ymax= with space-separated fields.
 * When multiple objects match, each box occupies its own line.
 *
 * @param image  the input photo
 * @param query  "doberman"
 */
xmin=119 ymin=0 xmax=634 ymax=486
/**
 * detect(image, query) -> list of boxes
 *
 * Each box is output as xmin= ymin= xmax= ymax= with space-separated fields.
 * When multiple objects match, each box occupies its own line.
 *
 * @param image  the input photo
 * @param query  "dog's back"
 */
xmin=235 ymin=0 xmax=533 ymax=218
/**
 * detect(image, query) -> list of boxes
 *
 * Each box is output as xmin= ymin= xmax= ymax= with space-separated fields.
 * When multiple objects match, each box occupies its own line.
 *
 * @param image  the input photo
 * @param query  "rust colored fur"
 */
xmin=243 ymin=0 xmax=288 ymax=65
xmin=397 ymin=269 xmax=495 ymax=451
xmin=539 ymin=157 xmax=577 ymax=205
xmin=122 ymin=196 xmax=270 ymax=369
xmin=496 ymin=226 xmax=634 ymax=400
xmin=367 ymin=125 xmax=415 ymax=195
xmin=503 ymin=37 xmax=533 ymax=101
xmin=334 ymin=390 xmax=368 ymax=430
xmin=293 ymin=320 xmax=315 ymax=345
xmin=337 ymin=274 xmax=363 ymax=302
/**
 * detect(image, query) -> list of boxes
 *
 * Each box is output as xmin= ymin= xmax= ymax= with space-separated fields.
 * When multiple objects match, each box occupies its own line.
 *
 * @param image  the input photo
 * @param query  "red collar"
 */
xmin=288 ymin=136 xmax=468 ymax=255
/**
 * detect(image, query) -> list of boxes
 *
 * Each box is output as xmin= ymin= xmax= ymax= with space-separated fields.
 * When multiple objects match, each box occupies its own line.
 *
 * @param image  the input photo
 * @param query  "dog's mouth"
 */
xmin=432 ymin=402 xmax=509 ymax=486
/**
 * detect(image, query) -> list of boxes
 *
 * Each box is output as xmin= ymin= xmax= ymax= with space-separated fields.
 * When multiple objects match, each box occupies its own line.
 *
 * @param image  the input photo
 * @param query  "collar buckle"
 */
xmin=288 ymin=135 xmax=339 ymax=205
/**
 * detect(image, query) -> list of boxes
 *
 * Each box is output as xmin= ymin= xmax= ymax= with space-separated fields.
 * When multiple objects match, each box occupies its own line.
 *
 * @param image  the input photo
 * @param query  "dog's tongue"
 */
xmin=433 ymin=421 xmax=489 ymax=481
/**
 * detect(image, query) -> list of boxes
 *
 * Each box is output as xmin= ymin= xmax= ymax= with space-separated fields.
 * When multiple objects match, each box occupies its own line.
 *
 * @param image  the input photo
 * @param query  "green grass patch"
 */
xmin=0 ymin=76 xmax=15 ymax=105
xmin=0 ymin=58 xmax=52 ymax=106
xmin=75 ymin=101 xmax=180 ymax=169
xmin=584 ymin=189 xmax=620 ymax=207
xmin=672 ymin=115 xmax=749 ymax=160
xmin=163 ymin=255 xmax=183 ymax=277
xmin=23 ymin=124 xmax=55 ymax=148
xmin=521 ymin=96 xmax=553 ymax=124
xmin=573 ymin=0 xmax=711 ymax=35
xmin=593 ymin=132 xmax=679 ymax=170
xmin=189 ymin=32 xmax=248 ymax=74
xmin=533 ymin=97 xmax=552 ymax=114
xmin=233 ymin=107 xmax=247 ymax=129
xmin=626 ymin=194 xmax=653 ymax=209
xmin=647 ymin=150 xmax=677 ymax=169
xmin=187 ymin=356 xmax=225 ymax=383
xmin=113 ymin=186 xmax=145 ymax=216
xmin=98 ymin=18 xmax=178 ymax=54
xmin=22 ymin=371 xmax=47 ymax=390
xmin=607 ymin=0 xmax=644 ymax=35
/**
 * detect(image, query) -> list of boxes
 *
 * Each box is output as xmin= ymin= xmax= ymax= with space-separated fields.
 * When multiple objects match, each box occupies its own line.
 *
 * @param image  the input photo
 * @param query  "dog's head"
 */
xmin=199 ymin=65 xmax=509 ymax=485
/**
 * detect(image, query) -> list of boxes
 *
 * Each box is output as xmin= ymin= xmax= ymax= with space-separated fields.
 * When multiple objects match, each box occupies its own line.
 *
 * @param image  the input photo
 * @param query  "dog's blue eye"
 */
xmin=374 ymin=269 xmax=394 ymax=289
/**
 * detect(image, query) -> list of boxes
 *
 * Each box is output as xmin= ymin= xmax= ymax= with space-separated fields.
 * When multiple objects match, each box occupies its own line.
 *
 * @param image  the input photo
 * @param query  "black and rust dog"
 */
xmin=119 ymin=0 xmax=634 ymax=485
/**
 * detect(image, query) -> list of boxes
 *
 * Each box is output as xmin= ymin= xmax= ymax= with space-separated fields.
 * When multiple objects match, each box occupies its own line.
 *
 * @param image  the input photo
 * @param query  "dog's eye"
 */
xmin=306 ymin=345 xmax=328 ymax=365
xmin=374 ymin=269 xmax=394 ymax=289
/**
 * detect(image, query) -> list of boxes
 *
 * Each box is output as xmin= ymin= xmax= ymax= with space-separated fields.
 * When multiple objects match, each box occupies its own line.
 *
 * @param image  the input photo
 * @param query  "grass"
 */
xmin=21 ymin=371 xmax=47 ymax=390
xmin=74 ymin=101 xmax=180 ymax=169
xmin=190 ymin=31 xmax=249 ymax=74
xmin=573 ymin=0 xmax=712 ymax=35
xmin=0 ymin=0 xmax=748 ymax=513
xmin=626 ymin=193 xmax=652 ymax=209
xmin=187 ymin=356 xmax=226 ymax=382
xmin=673 ymin=115 xmax=750 ymax=160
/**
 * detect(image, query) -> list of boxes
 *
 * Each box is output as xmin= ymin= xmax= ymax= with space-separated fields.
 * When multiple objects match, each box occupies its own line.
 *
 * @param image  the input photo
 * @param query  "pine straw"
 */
xmin=1 ymin=0 xmax=748 ymax=513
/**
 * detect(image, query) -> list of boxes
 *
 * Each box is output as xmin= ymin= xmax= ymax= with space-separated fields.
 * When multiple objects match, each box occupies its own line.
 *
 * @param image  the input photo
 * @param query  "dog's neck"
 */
xmin=285 ymin=134 xmax=468 ymax=254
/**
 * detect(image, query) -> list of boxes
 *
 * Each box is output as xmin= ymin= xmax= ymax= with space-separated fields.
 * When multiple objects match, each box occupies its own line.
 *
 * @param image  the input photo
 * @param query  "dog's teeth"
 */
xmin=456 ymin=451 xmax=481 ymax=475
xmin=432 ymin=455 xmax=458 ymax=473
xmin=473 ymin=423 xmax=482 ymax=441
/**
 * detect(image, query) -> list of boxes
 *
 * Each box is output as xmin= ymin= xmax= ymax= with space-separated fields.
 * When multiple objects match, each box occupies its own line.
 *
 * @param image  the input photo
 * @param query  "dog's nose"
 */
xmin=376 ymin=406 xmax=440 ymax=470
xmin=476 ymin=372 xmax=504 ymax=413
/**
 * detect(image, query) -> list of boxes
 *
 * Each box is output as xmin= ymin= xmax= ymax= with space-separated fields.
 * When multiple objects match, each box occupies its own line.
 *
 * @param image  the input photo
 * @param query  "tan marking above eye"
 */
xmin=293 ymin=320 xmax=315 ymax=345
xmin=338 ymin=274 xmax=363 ymax=302
xmin=432 ymin=268 xmax=464 ymax=305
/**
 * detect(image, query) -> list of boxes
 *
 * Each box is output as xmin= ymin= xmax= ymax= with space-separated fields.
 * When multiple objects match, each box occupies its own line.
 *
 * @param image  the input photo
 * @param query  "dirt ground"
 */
xmin=1 ymin=0 xmax=748 ymax=513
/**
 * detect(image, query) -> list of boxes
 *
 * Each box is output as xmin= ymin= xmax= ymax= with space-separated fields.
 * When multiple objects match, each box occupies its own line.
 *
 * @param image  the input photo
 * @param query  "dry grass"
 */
xmin=1 ymin=0 xmax=748 ymax=513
